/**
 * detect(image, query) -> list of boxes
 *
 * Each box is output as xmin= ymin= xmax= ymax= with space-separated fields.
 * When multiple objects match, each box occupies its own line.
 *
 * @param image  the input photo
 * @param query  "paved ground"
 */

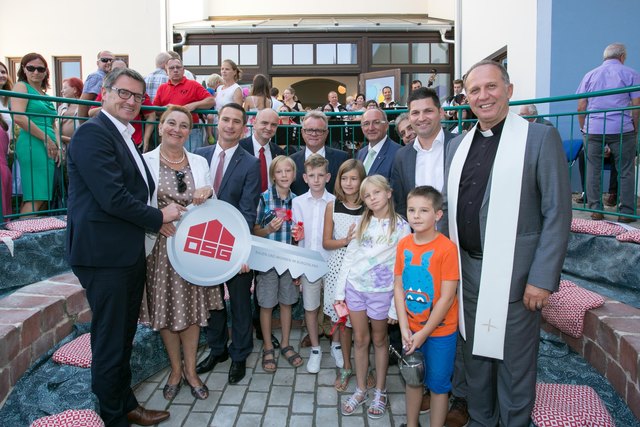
xmin=133 ymin=327 xmax=433 ymax=427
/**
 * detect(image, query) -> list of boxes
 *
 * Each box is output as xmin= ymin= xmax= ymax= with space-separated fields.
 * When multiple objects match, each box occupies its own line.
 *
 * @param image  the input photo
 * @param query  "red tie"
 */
xmin=213 ymin=150 xmax=225 ymax=194
xmin=259 ymin=146 xmax=268 ymax=192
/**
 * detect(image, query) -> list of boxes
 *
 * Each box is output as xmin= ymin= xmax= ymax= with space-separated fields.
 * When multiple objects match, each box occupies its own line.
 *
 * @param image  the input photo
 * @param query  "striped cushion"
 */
xmin=30 ymin=409 xmax=104 ymax=427
xmin=532 ymin=383 xmax=614 ymax=427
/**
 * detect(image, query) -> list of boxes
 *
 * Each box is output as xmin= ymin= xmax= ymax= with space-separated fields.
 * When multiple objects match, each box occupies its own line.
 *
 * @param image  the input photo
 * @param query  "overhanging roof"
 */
xmin=173 ymin=14 xmax=453 ymax=34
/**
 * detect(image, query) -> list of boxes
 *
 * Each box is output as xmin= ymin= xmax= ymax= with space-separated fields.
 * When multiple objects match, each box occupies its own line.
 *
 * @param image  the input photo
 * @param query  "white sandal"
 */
xmin=367 ymin=388 xmax=388 ymax=419
xmin=341 ymin=387 xmax=368 ymax=416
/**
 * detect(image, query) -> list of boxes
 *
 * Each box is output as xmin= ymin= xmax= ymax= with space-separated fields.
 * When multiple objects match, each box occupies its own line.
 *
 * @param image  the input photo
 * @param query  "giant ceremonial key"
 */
xmin=166 ymin=199 xmax=328 ymax=286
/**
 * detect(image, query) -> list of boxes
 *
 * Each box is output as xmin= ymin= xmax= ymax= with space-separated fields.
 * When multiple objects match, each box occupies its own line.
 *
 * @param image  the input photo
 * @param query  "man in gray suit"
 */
xmin=391 ymin=87 xmax=455 ymax=219
xmin=441 ymin=60 xmax=571 ymax=426
xmin=356 ymin=108 xmax=401 ymax=179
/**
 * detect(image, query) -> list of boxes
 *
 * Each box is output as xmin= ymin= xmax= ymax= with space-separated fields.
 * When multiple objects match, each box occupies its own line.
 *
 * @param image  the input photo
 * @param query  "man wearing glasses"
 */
xmin=67 ymin=67 xmax=185 ymax=427
xmin=154 ymin=58 xmax=214 ymax=152
xmin=290 ymin=110 xmax=349 ymax=195
xmin=356 ymin=108 xmax=400 ymax=179
xmin=78 ymin=50 xmax=114 ymax=119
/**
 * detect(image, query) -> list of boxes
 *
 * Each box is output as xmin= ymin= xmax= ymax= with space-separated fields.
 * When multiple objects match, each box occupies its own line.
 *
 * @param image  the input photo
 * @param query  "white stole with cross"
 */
xmin=447 ymin=112 xmax=528 ymax=360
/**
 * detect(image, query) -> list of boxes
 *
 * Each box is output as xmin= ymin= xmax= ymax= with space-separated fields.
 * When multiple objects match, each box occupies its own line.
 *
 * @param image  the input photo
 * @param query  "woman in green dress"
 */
xmin=12 ymin=52 xmax=59 ymax=214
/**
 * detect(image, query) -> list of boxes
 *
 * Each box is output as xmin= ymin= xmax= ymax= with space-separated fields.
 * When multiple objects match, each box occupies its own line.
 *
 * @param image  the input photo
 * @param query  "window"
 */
xmin=183 ymin=44 xmax=255 ymax=66
xmin=273 ymin=44 xmax=292 ymax=65
xmin=294 ymin=44 xmax=313 ymax=65
xmin=372 ymin=42 xmax=449 ymax=65
xmin=182 ymin=45 xmax=200 ymax=66
xmin=54 ymin=56 xmax=82 ymax=95
xmin=272 ymin=43 xmax=357 ymax=66
xmin=220 ymin=44 xmax=258 ymax=66
xmin=201 ymin=46 xmax=218 ymax=66
xmin=6 ymin=57 xmax=21 ymax=84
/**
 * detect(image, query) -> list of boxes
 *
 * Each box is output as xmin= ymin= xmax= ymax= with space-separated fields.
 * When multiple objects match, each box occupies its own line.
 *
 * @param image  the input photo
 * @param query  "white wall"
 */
xmin=206 ymin=0 xmax=429 ymax=16
xmin=459 ymin=0 xmax=538 ymax=101
xmin=0 ymin=0 xmax=166 ymax=93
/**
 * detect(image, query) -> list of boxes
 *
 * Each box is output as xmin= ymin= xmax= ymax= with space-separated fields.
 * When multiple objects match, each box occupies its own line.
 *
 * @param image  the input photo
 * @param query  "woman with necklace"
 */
xmin=141 ymin=105 xmax=223 ymax=401
xmin=12 ymin=53 xmax=59 ymax=214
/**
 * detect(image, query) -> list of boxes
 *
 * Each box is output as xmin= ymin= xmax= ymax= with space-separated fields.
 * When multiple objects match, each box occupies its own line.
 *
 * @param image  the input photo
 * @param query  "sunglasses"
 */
xmin=176 ymin=171 xmax=187 ymax=193
xmin=25 ymin=65 xmax=47 ymax=73
xmin=99 ymin=58 xmax=114 ymax=63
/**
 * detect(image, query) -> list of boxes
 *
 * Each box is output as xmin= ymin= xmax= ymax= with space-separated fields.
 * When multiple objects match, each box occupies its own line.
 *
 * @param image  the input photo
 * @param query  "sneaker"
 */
xmin=331 ymin=344 xmax=344 ymax=368
xmin=445 ymin=396 xmax=470 ymax=427
xmin=420 ymin=390 xmax=431 ymax=414
xmin=307 ymin=348 xmax=322 ymax=373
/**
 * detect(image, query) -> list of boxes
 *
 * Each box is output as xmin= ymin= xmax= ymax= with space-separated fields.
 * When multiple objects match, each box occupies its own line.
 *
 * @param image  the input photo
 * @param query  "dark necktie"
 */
xmin=213 ymin=150 xmax=225 ymax=194
xmin=259 ymin=146 xmax=268 ymax=192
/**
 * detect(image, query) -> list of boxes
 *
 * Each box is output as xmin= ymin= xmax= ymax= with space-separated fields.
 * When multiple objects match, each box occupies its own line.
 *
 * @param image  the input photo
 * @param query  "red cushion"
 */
xmin=616 ymin=229 xmax=640 ymax=244
xmin=541 ymin=280 xmax=604 ymax=338
xmin=52 ymin=333 xmax=92 ymax=368
xmin=6 ymin=217 xmax=67 ymax=233
xmin=30 ymin=409 xmax=104 ymax=427
xmin=532 ymin=383 xmax=614 ymax=427
xmin=0 ymin=230 xmax=23 ymax=240
xmin=571 ymin=218 xmax=626 ymax=236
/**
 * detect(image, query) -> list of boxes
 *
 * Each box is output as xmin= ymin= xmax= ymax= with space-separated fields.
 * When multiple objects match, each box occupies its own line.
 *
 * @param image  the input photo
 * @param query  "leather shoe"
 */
xmin=618 ymin=216 xmax=636 ymax=224
xmin=228 ymin=360 xmax=246 ymax=384
xmin=127 ymin=405 xmax=170 ymax=426
xmin=196 ymin=349 xmax=229 ymax=374
xmin=604 ymin=193 xmax=617 ymax=207
xmin=590 ymin=212 xmax=605 ymax=221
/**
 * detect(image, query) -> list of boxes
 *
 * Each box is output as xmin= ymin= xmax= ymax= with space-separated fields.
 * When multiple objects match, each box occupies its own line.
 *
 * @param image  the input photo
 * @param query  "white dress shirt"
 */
xmin=304 ymin=146 xmax=326 ymax=160
xmin=210 ymin=143 xmax=240 ymax=180
xmin=413 ymin=128 xmax=445 ymax=191
xmin=291 ymin=189 xmax=335 ymax=260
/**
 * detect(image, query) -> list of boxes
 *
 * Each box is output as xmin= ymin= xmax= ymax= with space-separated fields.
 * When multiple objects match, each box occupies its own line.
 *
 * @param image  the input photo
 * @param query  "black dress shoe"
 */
xmin=228 ymin=360 xmax=246 ymax=384
xmin=196 ymin=349 xmax=229 ymax=374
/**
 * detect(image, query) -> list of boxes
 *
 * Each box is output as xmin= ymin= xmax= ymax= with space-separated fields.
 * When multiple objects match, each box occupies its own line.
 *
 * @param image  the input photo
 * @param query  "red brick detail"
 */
xmin=561 ymin=332 xmax=584 ymax=354
xmin=605 ymin=359 xmax=627 ymax=399
xmin=584 ymin=340 xmax=607 ymax=375
xmin=0 ymin=294 xmax=61 ymax=310
xmin=77 ymin=308 xmax=93 ymax=324
xmin=0 ymin=368 xmax=9 ymax=406
xmin=0 ymin=308 xmax=42 ymax=348
xmin=583 ymin=309 xmax=601 ymax=340
xmin=54 ymin=319 xmax=74 ymax=343
xmin=598 ymin=319 xmax=621 ymax=359
xmin=9 ymin=348 xmax=31 ymax=386
xmin=40 ymin=299 xmax=65 ymax=332
xmin=19 ymin=282 xmax=82 ymax=299
xmin=601 ymin=301 xmax=640 ymax=317
xmin=590 ymin=302 xmax=624 ymax=318
xmin=64 ymin=289 xmax=88 ymax=317
xmin=627 ymin=381 xmax=640 ymax=420
xmin=47 ymin=272 xmax=81 ymax=285
xmin=620 ymin=334 xmax=640 ymax=383
xmin=32 ymin=330 xmax=54 ymax=361
xmin=0 ymin=325 xmax=19 ymax=366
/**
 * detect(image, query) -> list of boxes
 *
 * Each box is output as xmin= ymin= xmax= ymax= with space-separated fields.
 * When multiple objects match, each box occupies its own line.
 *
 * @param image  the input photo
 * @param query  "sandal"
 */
xmin=162 ymin=380 xmax=182 ymax=400
xmin=335 ymin=368 xmax=353 ymax=392
xmin=280 ymin=345 xmax=303 ymax=368
xmin=262 ymin=348 xmax=277 ymax=373
xmin=341 ymin=387 xmax=368 ymax=416
xmin=367 ymin=388 xmax=388 ymax=419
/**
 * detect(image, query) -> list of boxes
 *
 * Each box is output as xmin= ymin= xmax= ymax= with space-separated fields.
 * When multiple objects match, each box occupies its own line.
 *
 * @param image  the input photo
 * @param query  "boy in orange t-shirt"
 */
xmin=394 ymin=186 xmax=459 ymax=427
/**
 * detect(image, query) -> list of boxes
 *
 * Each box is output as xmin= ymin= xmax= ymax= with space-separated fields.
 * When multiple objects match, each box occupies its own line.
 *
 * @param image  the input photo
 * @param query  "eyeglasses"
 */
xmin=99 ymin=58 xmax=113 ymax=63
xmin=176 ymin=171 xmax=187 ymax=193
xmin=110 ymin=87 xmax=145 ymax=103
xmin=302 ymin=128 xmax=327 ymax=135
xmin=167 ymin=65 xmax=183 ymax=71
xmin=361 ymin=120 xmax=387 ymax=127
xmin=25 ymin=65 xmax=46 ymax=73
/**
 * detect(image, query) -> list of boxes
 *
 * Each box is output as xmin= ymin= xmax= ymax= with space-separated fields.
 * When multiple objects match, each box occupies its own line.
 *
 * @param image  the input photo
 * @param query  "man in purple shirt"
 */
xmin=577 ymin=43 xmax=640 ymax=222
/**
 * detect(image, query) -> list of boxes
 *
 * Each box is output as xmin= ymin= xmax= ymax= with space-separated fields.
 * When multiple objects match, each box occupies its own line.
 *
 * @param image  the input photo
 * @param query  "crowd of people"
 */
xmin=1 ymin=42 xmax=638 ymax=427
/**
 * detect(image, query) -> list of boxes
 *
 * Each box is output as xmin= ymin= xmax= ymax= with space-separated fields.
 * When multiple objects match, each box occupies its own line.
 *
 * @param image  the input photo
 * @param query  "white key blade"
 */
xmin=248 ymin=236 xmax=328 ymax=282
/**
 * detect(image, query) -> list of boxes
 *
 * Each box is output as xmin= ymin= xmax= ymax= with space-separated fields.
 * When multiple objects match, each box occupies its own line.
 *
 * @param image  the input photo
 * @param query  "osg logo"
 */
xmin=183 ymin=220 xmax=235 ymax=261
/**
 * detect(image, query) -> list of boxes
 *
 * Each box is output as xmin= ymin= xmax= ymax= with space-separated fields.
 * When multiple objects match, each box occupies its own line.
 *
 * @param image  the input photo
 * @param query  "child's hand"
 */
xmin=401 ymin=329 xmax=413 ymax=351
xmin=292 ymin=222 xmax=304 ymax=241
xmin=345 ymin=223 xmax=356 ymax=246
xmin=406 ymin=329 xmax=428 ymax=355
xmin=268 ymin=217 xmax=284 ymax=232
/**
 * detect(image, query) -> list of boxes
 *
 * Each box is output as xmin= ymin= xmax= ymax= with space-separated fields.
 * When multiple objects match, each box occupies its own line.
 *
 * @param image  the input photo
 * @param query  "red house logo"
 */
xmin=183 ymin=220 xmax=235 ymax=261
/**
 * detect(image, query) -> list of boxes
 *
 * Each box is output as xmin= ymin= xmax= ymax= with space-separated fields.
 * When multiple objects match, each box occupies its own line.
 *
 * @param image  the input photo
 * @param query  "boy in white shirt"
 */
xmin=292 ymin=154 xmax=336 ymax=373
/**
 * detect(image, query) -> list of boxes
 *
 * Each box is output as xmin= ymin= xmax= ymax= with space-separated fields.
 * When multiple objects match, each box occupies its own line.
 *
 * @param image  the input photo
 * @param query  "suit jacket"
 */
xmin=356 ymin=136 xmax=401 ymax=179
xmin=195 ymin=144 xmax=261 ymax=228
xmin=440 ymin=121 xmax=571 ymax=301
xmin=290 ymin=146 xmax=350 ymax=195
xmin=143 ymin=145 xmax=213 ymax=255
xmin=66 ymin=112 xmax=162 ymax=267
xmin=239 ymin=136 xmax=285 ymax=158
xmin=391 ymin=129 xmax=455 ymax=218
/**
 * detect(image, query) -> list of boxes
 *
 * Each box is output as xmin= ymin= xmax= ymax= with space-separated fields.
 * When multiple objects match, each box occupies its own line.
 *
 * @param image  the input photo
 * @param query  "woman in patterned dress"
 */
xmin=142 ymin=105 xmax=223 ymax=401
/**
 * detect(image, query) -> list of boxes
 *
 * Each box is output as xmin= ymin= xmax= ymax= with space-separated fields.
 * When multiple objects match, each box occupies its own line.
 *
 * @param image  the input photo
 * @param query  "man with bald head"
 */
xmin=356 ymin=108 xmax=400 ymax=178
xmin=144 ymin=52 xmax=172 ymax=102
xmin=78 ymin=50 xmax=114 ymax=118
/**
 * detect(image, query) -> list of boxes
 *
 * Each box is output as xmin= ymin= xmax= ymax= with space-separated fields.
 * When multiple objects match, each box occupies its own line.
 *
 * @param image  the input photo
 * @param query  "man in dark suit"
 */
xmin=238 ymin=108 xmax=283 ymax=349
xmin=441 ymin=61 xmax=571 ymax=426
xmin=356 ymin=108 xmax=401 ymax=179
xmin=194 ymin=103 xmax=261 ymax=384
xmin=391 ymin=87 xmax=455 ymax=219
xmin=290 ymin=110 xmax=349 ymax=195
xmin=67 ymin=67 xmax=184 ymax=427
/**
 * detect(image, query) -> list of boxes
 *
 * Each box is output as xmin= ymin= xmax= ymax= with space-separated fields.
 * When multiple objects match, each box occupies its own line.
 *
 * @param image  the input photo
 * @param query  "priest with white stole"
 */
xmin=440 ymin=60 xmax=571 ymax=426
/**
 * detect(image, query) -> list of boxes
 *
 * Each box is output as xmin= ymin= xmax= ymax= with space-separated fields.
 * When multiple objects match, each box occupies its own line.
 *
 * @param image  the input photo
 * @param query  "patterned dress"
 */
xmin=323 ymin=200 xmax=364 ymax=323
xmin=141 ymin=162 xmax=223 ymax=331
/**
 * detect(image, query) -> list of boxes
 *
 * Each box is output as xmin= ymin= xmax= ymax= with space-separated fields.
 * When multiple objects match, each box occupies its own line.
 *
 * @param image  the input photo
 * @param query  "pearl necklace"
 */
xmin=159 ymin=149 xmax=185 ymax=165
